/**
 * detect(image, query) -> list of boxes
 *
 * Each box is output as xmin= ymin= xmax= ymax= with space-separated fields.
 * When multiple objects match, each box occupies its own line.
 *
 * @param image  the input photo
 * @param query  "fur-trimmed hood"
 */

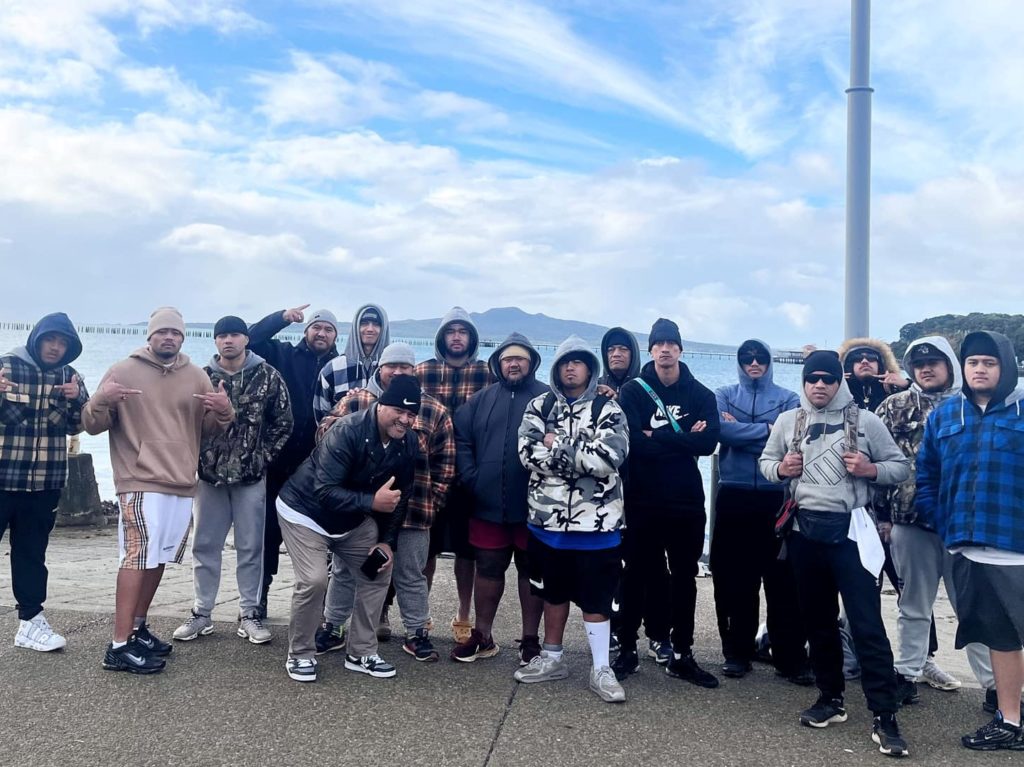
xmin=837 ymin=337 xmax=900 ymax=375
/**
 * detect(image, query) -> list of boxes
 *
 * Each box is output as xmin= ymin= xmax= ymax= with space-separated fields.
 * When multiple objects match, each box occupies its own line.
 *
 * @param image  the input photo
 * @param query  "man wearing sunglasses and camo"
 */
xmin=839 ymin=339 xmax=909 ymax=413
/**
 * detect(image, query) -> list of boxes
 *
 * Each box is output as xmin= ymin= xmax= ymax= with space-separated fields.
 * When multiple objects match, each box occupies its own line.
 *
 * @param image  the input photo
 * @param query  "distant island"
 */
xmin=891 ymin=312 xmax=1024 ymax=360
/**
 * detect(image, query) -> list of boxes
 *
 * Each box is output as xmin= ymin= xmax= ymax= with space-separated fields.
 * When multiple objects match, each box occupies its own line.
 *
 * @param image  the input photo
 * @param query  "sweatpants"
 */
xmin=325 ymin=528 xmax=430 ymax=633
xmin=710 ymin=486 xmax=808 ymax=673
xmin=619 ymin=509 xmax=705 ymax=652
xmin=788 ymin=530 xmax=899 ymax=713
xmin=890 ymin=523 xmax=994 ymax=687
xmin=0 ymin=489 xmax=60 ymax=621
xmin=192 ymin=479 xmax=266 ymax=617
xmin=278 ymin=513 xmax=388 ymax=659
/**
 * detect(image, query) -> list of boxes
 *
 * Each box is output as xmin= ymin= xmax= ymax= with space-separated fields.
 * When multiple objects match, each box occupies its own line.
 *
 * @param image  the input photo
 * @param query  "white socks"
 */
xmin=585 ymin=620 xmax=611 ymax=669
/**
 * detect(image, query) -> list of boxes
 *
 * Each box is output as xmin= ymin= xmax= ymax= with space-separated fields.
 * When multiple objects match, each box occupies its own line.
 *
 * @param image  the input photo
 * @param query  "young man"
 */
xmin=917 ymin=331 xmax=1024 ymax=751
xmin=313 ymin=303 xmax=390 ymax=423
xmin=84 ymin=307 xmax=234 ymax=674
xmin=1 ymin=312 xmax=88 ymax=651
xmin=838 ymin=339 xmax=909 ymax=413
xmin=173 ymin=316 xmax=293 ymax=645
xmin=760 ymin=350 xmax=911 ymax=758
xmin=515 ymin=336 xmax=629 ymax=703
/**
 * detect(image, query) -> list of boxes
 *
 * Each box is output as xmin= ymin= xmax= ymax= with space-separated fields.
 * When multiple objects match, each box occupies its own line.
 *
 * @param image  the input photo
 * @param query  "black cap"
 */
xmin=803 ymin=350 xmax=844 ymax=381
xmin=909 ymin=343 xmax=947 ymax=364
xmin=648 ymin=318 xmax=682 ymax=350
xmin=360 ymin=307 xmax=382 ymax=325
xmin=214 ymin=316 xmax=248 ymax=337
xmin=379 ymin=374 xmax=421 ymax=415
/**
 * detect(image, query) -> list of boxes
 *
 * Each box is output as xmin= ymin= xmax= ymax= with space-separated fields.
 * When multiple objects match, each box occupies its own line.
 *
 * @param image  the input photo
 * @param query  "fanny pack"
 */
xmin=796 ymin=509 xmax=851 ymax=545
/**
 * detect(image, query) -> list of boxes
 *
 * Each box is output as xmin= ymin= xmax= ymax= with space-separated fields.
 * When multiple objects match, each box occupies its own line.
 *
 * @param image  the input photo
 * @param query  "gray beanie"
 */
xmin=305 ymin=309 xmax=337 ymax=333
xmin=379 ymin=342 xmax=416 ymax=367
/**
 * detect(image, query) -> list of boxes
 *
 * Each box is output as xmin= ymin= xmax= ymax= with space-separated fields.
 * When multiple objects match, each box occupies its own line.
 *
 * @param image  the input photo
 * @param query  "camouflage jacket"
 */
xmin=199 ymin=352 xmax=293 ymax=486
xmin=875 ymin=388 xmax=938 ymax=526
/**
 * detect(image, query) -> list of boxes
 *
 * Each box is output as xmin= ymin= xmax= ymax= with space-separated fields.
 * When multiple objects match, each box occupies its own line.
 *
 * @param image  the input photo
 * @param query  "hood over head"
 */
xmin=488 ymin=332 xmax=542 ymax=387
xmin=434 ymin=306 xmax=479 ymax=363
xmin=902 ymin=336 xmax=961 ymax=398
xmin=549 ymin=335 xmax=599 ymax=401
xmin=344 ymin=303 xmax=390 ymax=362
xmin=600 ymin=326 xmax=641 ymax=384
xmin=735 ymin=338 xmax=774 ymax=388
xmin=960 ymin=331 xmax=1018 ymax=405
xmin=21 ymin=312 xmax=83 ymax=370
xmin=838 ymin=337 xmax=900 ymax=375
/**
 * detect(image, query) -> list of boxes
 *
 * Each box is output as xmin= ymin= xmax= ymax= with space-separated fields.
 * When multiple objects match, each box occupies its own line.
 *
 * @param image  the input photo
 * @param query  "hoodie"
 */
xmin=415 ymin=307 xmax=494 ymax=417
xmin=0 ymin=313 xmax=89 ymax=491
xmin=518 ymin=336 xmax=628 ymax=535
xmin=916 ymin=330 xmax=1024 ymax=554
xmin=314 ymin=303 xmax=390 ymax=423
xmin=838 ymin=336 xmax=905 ymax=412
xmin=874 ymin=336 xmax=961 ymax=525
xmin=715 ymin=339 xmax=800 ymax=490
xmin=455 ymin=333 xmax=548 ymax=525
xmin=759 ymin=379 xmax=910 ymax=514
xmin=597 ymin=327 xmax=641 ymax=394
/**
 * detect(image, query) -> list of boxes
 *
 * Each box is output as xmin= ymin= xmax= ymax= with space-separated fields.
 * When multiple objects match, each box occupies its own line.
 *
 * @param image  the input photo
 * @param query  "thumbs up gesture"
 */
xmin=54 ymin=374 xmax=81 ymax=400
xmin=372 ymin=476 xmax=401 ymax=513
xmin=193 ymin=380 xmax=233 ymax=416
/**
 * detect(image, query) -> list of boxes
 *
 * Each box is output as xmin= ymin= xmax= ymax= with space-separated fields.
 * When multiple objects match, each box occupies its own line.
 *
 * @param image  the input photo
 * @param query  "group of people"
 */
xmin=1 ymin=304 xmax=1023 ymax=759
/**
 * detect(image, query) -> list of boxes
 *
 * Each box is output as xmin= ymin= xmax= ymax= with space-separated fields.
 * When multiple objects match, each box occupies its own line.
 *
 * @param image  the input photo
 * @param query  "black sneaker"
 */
xmin=611 ymin=646 xmax=640 ymax=681
xmin=344 ymin=652 xmax=397 ymax=678
xmin=666 ymin=653 xmax=719 ymax=688
xmin=403 ymin=629 xmax=439 ymax=662
xmin=102 ymin=639 xmax=166 ymax=674
xmin=777 ymin=665 xmax=816 ymax=686
xmin=133 ymin=624 xmax=172 ymax=657
xmin=895 ymin=673 xmax=919 ymax=706
xmin=609 ymin=631 xmax=620 ymax=654
xmin=872 ymin=712 xmax=909 ymax=757
xmin=722 ymin=658 xmax=752 ymax=678
xmin=315 ymin=622 xmax=346 ymax=655
xmin=962 ymin=712 xmax=1024 ymax=751
xmin=983 ymin=688 xmax=1024 ymax=720
xmin=800 ymin=693 xmax=848 ymax=728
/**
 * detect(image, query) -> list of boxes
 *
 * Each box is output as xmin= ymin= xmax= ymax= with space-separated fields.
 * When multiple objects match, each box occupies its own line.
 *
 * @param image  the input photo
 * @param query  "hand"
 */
xmin=876 ymin=372 xmax=910 ymax=390
xmin=720 ymin=411 xmax=737 ymax=423
xmin=690 ymin=420 xmax=707 ymax=433
xmin=595 ymin=384 xmax=617 ymax=400
xmin=876 ymin=521 xmax=892 ymax=543
xmin=543 ymin=433 xmax=556 ymax=449
xmin=779 ymin=451 xmax=804 ymax=478
xmin=53 ymin=374 xmax=80 ymax=400
xmin=282 ymin=303 xmax=310 ymax=324
xmin=99 ymin=378 xmax=143 ymax=404
xmin=193 ymin=381 xmax=232 ymax=416
xmin=372 ymin=543 xmax=394 ymax=573
xmin=0 ymin=367 xmax=16 ymax=393
xmin=371 ymin=476 xmax=401 ymax=513
xmin=843 ymin=451 xmax=878 ymax=478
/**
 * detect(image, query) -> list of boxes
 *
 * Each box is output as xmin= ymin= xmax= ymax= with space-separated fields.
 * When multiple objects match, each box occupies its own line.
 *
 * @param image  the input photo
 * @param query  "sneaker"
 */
xmin=345 ymin=653 xmax=397 ymax=678
xmin=14 ymin=613 xmax=66 ymax=652
xmin=403 ymin=629 xmax=439 ymax=662
xmin=800 ymin=693 xmax=848 ymax=728
xmin=285 ymin=657 xmax=317 ymax=683
xmin=518 ymin=635 xmax=541 ymax=666
xmin=514 ymin=651 xmax=569 ymax=684
xmin=590 ymin=665 xmax=627 ymax=703
xmin=647 ymin=639 xmax=673 ymax=665
xmin=722 ymin=658 xmax=752 ymax=678
xmin=376 ymin=606 xmax=392 ymax=642
xmin=962 ymin=712 xmax=1024 ymax=751
xmin=237 ymin=615 xmax=272 ymax=644
xmin=611 ymin=646 xmax=640 ymax=681
xmin=315 ymin=622 xmax=347 ymax=655
xmin=666 ymin=653 xmax=720 ymax=688
xmin=895 ymin=672 xmax=920 ymax=706
xmin=984 ymin=688 xmax=1024 ymax=719
xmin=920 ymin=658 xmax=961 ymax=691
xmin=872 ymin=712 xmax=909 ymax=757
xmin=609 ymin=631 xmax=620 ymax=654
xmin=450 ymin=628 xmax=500 ymax=663
xmin=172 ymin=611 xmax=213 ymax=642
xmin=134 ymin=623 xmax=172 ymax=656
xmin=102 ymin=639 xmax=166 ymax=674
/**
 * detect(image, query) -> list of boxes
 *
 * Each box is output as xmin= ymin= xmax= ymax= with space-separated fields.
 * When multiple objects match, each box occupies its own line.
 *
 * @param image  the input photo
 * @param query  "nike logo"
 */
xmin=529 ymin=578 xmax=544 ymax=589
xmin=126 ymin=653 xmax=146 ymax=664
xmin=650 ymin=405 xmax=686 ymax=430
xmin=402 ymin=398 xmax=416 ymax=406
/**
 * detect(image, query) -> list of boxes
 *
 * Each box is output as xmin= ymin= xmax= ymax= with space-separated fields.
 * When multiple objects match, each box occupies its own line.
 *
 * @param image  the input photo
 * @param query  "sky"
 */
xmin=1 ymin=0 xmax=1022 ymax=347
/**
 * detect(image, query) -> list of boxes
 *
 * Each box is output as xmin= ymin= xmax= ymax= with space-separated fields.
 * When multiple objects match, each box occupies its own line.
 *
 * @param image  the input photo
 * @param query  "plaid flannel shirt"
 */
xmin=0 ymin=355 xmax=88 ymax=491
xmin=414 ymin=358 xmax=495 ymax=415
xmin=316 ymin=389 xmax=455 ymax=529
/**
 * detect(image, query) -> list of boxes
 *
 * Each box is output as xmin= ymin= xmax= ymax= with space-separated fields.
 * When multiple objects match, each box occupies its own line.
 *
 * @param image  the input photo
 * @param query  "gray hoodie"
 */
xmin=433 ymin=306 xmax=480 ymax=364
xmin=343 ymin=303 xmax=391 ymax=379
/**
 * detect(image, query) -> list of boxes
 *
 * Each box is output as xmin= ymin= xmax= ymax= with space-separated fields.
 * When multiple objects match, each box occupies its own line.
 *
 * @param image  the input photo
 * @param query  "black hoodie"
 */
xmin=598 ymin=326 xmax=641 ymax=394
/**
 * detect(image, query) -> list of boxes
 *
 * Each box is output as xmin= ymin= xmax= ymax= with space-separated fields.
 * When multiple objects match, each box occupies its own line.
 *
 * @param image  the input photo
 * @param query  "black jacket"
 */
xmin=455 ymin=333 xmax=547 ymax=525
xmin=278 ymin=405 xmax=416 ymax=547
xmin=618 ymin=361 xmax=719 ymax=516
xmin=248 ymin=310 xmax=338 ymax=473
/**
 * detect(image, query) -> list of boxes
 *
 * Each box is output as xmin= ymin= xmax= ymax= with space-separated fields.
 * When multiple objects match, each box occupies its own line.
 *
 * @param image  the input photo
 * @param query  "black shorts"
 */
xmin=428 ymin=485 xmax=475 ymax=559
xmin=952 ymin=553 xmax=1024 ymax=652
xmin=527 ymin=533 xmax=620 ymax=616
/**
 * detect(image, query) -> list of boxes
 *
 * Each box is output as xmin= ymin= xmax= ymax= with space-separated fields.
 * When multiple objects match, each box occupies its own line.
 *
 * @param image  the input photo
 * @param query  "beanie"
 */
xmin=148 ymin=307 xmax=185 ymax=339
xmin=213 ymin=315 xmax=248 ymax=337
xmin=648 ymin=318 xmax=682 ymax=350
xmin=305 ymin=309 xmax=338 ymax=333
xmin=605 ymin=329 xmax=632 ymax=350
xmin=960 ymin=332 xmax=1000 ymax=361
xmin=499 ymin=344 xmax=532 ymax=361
xmin=379 ymin=342 xmax=416 ymax=367
xmin=802 ymin=350 xmax=844 ymax=381
xmin=378 ymin=374 xmax=421 ymax=415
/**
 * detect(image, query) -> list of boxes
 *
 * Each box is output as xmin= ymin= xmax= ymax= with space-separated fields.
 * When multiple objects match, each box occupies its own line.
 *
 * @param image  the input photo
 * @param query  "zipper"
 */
xmin=502 ymin=389 xmax=514 ymax=522
xmin=751 ymin=381 xmax=759 ymax=489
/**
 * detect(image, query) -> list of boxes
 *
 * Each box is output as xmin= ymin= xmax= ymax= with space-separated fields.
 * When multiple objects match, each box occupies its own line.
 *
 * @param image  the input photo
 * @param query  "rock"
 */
xmin=57 ymin=453 xmax=106 ymax=527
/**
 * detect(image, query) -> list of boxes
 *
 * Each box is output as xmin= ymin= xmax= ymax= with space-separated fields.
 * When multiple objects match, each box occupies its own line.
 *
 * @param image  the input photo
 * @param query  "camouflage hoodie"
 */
xmin=199 ymin=351 xmax=293 ymax=486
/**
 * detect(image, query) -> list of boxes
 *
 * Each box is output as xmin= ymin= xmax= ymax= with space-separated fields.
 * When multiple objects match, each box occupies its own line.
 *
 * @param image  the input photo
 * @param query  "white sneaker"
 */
xmin=173 ymin=611 xmax=214 ymax=641
xmin=14 ymin=613 xmax=66 ymax=652
xmin=590 ymin=665 xmax=627 ymax=703
xmin=237 ymin=615 xmax=272 ymax=644
xmin=921 ymin=659 xmax=961 ymax=691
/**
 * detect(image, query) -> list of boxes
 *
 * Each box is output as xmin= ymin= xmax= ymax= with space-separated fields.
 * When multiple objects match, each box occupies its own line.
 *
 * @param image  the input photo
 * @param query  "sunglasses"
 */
xmin=804 ymin=373 xmax=839 ymax=385
xmin=739 ymin=353 xmax=770 ymax=366
xmin=852 ymin=352 xmax=881 ymax=364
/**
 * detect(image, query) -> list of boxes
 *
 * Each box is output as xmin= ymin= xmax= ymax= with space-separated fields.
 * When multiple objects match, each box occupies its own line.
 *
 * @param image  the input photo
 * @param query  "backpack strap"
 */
xmin=787 ymin=408 xmax=809 ymax=493
xmin=843 ymin=403 xmax=860 ymax=454
xmin=539 ymin=391 xmax=557 ymax=423
xmin=540 ymin=391 xmax=611 ymax=428
xmin=633 ymin=378 xmax=682 ymax=433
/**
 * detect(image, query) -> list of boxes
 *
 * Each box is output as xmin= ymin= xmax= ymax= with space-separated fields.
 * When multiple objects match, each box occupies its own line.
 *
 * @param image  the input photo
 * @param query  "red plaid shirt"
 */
xmin=414 ymin=359 xmax=495 ymax=415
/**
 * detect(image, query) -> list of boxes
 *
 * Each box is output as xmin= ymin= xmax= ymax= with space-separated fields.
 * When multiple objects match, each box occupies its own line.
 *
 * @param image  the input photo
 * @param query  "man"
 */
xmin=839 ymin=338 xmax=909 ymax=413
xmin=452 ymin=333 xmax=547 ymax=664
xmin=760 ymin=350 xmax=911 ymax=758
xmin=1 ymin=312 xmax=88 ymax=652
xmin=514 ymin=335 xmax=629 ymax=703
xmin=248 ymin=304 xmax=339 ymax=616
xmin=615 ymin=318 xmax=721 ymax=687
xmin=172 ymin=316 xmax=293 ymax=645
xmin=313 ymin=304 xmax=390 ymax=423
xmin=84 ymin=307 xmax=234 ymax=674
xmin=917 ymin=331 xmax=1024 ymax=751
xmin=596 ymin=326 xmax=640 ymax=398
xmin=314 ymin=343 xmax=454 ymax=663
xmin=416 ymin=307 xmax=494 ymax=643
xmin=712 ymin=339 xmax=809 ymax=682
xmin=275 ymin=375 xmax=419 ymax=682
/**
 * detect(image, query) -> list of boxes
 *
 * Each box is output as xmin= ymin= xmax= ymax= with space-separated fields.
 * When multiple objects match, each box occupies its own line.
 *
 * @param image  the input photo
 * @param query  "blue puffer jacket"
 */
xmin=715 ymin=339 xmax=799 ymax=490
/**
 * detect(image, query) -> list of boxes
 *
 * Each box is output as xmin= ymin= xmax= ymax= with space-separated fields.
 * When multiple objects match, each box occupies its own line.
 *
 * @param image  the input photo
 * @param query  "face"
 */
xmin=444 ymin=323 xmax=471 ymax=357
xmin=378 ymin=403 xmax=416 ymax=440
xmin=739 ymin=348 xmax=770 ymax=379
xmin=150 ymin=328 xmax=184 ymax=360
xmin=215 ymin=332 xmax=248 ymax=361
xmin=37 ymin=333 xmax=68 ymax=365
xmin=964 ymin=355 xmax=1000 ymax=394
xmin=911 ymin=358 xmax=950 ymax=392
xmin=305 ymin=322 xmax=337 ymax=353
xmin=500 ymin=355 xmax=530 ymax=383
xmin=607 ymin=344 xmax=631 ymax=373
xmin=651 ymin=341 xmax=682 ymax=369
xmin=849 ymin=350 xmax=881 ymax=381
xmin=558 ymin=358 xmax=590 ymax=393
xmin=803 ymin=371 xmax=841 ymax=408
xmin=359 ymin=318 xmax=381 ymax=349
xmin=379 ymin=362 xmax=414 ymax=389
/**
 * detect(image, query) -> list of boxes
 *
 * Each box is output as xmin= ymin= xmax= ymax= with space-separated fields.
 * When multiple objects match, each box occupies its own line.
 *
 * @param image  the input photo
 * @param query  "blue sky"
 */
xmin=1 ymin=1 xmax=1022 ymax=346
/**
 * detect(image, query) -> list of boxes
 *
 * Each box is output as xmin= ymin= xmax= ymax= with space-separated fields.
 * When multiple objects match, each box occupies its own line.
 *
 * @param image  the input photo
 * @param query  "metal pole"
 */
xmin=845 ymin=0 xmax=872 ymax=339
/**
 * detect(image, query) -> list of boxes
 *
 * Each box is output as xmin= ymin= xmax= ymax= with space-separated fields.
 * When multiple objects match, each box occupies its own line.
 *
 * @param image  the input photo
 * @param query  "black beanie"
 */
xmin=214 ymin=316 xmax=248 ymax=337
xmin=379 ymin=374 xmax=421 ymax=415
xmin=648 ymin=318 xmax=682 ymax=350
xmin=960 ymin=332 xmax=1000 ymax=361
xmin=605 ymin=329 xmax=632 ymax=350
xmin=802 ymin=350 xmax=844 ymax=381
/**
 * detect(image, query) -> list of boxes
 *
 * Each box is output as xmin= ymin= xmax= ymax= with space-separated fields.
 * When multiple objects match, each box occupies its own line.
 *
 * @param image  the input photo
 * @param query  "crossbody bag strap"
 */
xmin=788 ymin=408 xmax=809 ymax=494
xmin=634 ymin=378 xmax=682 ymax=433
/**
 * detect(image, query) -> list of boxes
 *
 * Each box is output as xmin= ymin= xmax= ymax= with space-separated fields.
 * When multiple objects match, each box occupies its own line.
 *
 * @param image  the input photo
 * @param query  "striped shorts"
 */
xmin=117 ymin=492 xmax=193 ymax=570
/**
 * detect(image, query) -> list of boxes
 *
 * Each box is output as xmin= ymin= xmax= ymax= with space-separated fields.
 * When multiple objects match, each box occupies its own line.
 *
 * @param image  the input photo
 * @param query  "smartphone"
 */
xmin=360 ymin=546 xmax=390 ymax=580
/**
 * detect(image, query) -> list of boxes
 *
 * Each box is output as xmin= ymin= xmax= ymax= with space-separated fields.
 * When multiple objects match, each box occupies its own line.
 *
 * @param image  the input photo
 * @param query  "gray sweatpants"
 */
xmin=192 ymin=479 xmax=266 ymax=617
xmin=325 ymin=528 xmax=430 ymax=634
xmin=890 ymin=522 xmax=994 ymax=687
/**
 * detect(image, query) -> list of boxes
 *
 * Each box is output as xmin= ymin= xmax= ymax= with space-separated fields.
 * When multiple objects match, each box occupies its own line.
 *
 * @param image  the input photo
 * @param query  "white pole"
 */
xmin=845 ymin=0 xmax=872 ymax=339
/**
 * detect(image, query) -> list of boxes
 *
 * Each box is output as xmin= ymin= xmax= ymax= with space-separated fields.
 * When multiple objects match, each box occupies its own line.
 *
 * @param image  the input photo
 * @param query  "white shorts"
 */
xmin=117 ymin=491 xmax=193 ymax=570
